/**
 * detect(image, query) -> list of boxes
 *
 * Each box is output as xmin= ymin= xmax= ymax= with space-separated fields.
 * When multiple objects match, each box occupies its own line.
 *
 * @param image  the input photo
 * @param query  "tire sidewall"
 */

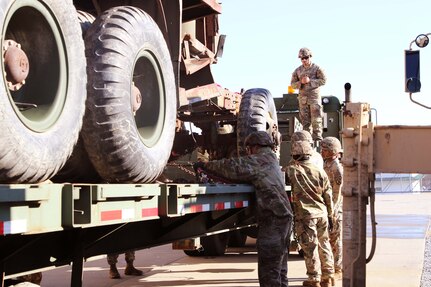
xmin=0 ymin=0 xmax=86 ymax=183
xmin=83 ymin=7 xmax=176 ymax=183
xmin=237 ymin=88 xmax=279 ymax=156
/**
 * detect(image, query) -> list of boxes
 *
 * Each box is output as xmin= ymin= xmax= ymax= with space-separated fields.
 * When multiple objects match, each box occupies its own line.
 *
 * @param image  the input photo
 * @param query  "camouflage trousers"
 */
xmin=329 ymin=211 xmax=342 ymax=272
xmin=107 ymin=250 xmax=136 ymax=265
xmin=257 ymin=214 xmax=293 ymax=287
xmin=298 ymin=95 xmax=323 ymax=141
xmin=295 ymin=216 xmax=334 ymax=281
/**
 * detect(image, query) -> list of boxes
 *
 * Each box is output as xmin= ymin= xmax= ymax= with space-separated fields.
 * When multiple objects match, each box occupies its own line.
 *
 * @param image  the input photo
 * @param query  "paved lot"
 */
xmin=41 ymin=192 xmax=431 ymax=287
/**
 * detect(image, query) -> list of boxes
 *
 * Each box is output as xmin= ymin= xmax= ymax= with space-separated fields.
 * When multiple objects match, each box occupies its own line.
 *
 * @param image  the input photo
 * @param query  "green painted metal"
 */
xmin=0 ymin=183 xmax=255 ymax=235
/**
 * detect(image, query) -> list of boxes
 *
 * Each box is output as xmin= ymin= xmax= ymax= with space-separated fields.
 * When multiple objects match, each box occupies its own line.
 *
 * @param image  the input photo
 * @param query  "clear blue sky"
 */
xmin=212 ymin=0 xmax=431 ymax=125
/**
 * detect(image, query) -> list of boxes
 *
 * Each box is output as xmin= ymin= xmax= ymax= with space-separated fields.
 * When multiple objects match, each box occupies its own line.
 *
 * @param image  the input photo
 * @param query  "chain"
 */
xmin=167 ymin=161 xmax=196 ymax=176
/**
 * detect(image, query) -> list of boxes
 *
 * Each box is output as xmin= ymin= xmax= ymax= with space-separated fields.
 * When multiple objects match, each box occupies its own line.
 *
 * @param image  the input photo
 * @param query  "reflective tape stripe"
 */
xmin=101 ymin=209 xmax=135 ymax=221
xmin=142 ymin=208 xmax=158 ymax=217
xmin=0 ymin=219 xmax=27 ymax=235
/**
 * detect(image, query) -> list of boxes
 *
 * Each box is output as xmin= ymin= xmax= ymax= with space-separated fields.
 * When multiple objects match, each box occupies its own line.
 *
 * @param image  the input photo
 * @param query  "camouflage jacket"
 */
xmin=288 ymin=150 xmax=324 ymax=170
xmin=287 ymin=158 xmax=333 ymax=219
xmin=323 ymin=158 xmax=343 ymax=212
xmin=290 ymin=63 xmax=326 ymax=99
xmin=204 ymin=147 xmax=293 ymax=219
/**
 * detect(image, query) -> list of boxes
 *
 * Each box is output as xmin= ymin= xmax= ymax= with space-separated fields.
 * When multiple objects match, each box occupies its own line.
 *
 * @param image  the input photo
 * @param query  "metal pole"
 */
xmin=341 ymin=101 xmax=371 ymax=287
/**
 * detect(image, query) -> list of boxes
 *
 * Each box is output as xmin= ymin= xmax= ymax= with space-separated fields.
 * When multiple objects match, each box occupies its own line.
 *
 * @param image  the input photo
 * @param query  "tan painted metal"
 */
xmin=373 ymin=125 xmax=431 ymax=173
xmin=341 ymin=102 xmax=372 ymax=287
xmin=341 ymin=101 xmax=431 ymax=287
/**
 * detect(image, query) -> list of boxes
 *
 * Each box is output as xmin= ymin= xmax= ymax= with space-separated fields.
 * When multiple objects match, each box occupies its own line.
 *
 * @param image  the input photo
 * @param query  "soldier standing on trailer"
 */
xmin=290 ymin=47 xmax=327 ymax=143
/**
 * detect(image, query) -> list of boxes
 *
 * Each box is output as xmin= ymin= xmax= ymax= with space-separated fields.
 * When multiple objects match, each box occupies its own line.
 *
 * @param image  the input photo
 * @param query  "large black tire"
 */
xmin=0 ymin=1 xmax=86 ymax=183
xmin=76 ymin=10 xmax=95 ymax=38
xmin=51 ymin=137 xmax=102 ymax=183
xmin=52 ymin=10 xmax=100 ymax=184
xmin=227 ymin=230 xmax=248 ymax=247
xmin=184 ymin=233 xmax=229 ymax=257
xmin=237 ymin=88 xmax=279 ymax=156
xmin=83 ymin=6 xmax=176 ymax=183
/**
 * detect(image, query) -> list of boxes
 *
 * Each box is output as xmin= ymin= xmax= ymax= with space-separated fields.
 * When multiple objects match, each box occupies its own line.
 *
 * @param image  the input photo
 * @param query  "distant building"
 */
xmin=374 ymin=173 xmax=425 ymax=193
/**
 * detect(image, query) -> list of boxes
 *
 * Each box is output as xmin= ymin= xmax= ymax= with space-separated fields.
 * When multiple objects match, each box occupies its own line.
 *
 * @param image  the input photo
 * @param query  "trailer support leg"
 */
xmin=1 ymin=267 xmax=4 ymax=287
xmin=71 ymin=230 xmax=84 ymax=287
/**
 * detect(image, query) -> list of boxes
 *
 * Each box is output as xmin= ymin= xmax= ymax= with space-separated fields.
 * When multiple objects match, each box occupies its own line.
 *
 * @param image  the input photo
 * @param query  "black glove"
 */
xmin=193 ymin=161 xmax=206 ymax=173
xmin=328 ymin=217 xmax=334 ymax=232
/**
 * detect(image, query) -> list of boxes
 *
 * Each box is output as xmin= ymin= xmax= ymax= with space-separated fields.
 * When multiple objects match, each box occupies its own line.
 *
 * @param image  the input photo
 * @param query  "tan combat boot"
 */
xmin=334 ymin=271 xmax=342 ymax=280
xmin=124 ymin=262 xmax=144 ymax=276
xmin=320 ymin=278 xmax=335 ymax=287
xmin=109 ymin=264 xmax=121 ymax=279
xmin=303 ymin=280 xmax=321 ymax=287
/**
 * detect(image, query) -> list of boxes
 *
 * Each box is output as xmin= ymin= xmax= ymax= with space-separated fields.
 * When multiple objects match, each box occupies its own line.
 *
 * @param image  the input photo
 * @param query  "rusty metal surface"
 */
xmin=183 ymin=0 xmax=222 ymax=22
xmin=373 ymin=125 xmax=431 ymax=174
xmin=181 ymin=33 xmax=216 ymax=75
xmin=178 ymin=83 xmax=240 ymax=111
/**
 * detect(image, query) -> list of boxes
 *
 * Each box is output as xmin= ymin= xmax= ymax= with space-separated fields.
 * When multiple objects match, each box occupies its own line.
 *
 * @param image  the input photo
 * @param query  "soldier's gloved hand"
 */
xmin=328 ymin=217 xmax=334 ymax=232
xmin=193 ymin=161 xmax=206 ymax=173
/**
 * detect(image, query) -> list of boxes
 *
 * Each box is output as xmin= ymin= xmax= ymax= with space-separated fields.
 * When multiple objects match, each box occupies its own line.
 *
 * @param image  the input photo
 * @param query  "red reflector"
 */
xmin=190 ymin=205 xmax=203 ymax=213
xmin=142 ymin=208 xmax=158 ymax=217
xmin=101 ymin=210 xmax=122 ymax=221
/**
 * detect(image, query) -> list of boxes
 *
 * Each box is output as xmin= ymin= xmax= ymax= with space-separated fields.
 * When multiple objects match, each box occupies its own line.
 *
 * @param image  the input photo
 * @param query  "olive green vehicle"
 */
xmin=0 ymin=1 xmax=345 ymax=286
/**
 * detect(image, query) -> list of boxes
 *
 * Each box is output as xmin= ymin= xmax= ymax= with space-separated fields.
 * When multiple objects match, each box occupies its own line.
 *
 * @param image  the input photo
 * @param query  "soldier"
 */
xmin=193 ymin=131 xmax=293 ymax=287
xmin=320 ymin=137 xmax=344 ymax=279
xmin=108 ymin=251 xmax=143 ymax=279
xmin=287 ymin=140 xmax=334 ymax=287
xmin=290 ymin=47 xmax=327 ymax=143
xmin=291 ymin=130 xmax=324 ymax=168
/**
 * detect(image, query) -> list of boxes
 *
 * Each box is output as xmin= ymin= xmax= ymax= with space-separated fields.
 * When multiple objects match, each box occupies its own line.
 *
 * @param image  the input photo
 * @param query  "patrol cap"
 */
xmin=298 ymin=47 xmax=312 ymax=58
xmin=321 ymin=136 xmax=342 ymax=154
xmin=245 ymin=131 xmax=274 ymax=148
xmin=291 ymin=140 xmax=313 ymax=156
xmin=291 ymin=130 xmax=313 ymax=143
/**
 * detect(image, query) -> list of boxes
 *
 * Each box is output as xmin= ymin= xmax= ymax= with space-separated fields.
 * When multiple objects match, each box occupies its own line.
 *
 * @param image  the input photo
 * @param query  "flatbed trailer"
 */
xmin=0 ymin=183 xmax=256 ymax=285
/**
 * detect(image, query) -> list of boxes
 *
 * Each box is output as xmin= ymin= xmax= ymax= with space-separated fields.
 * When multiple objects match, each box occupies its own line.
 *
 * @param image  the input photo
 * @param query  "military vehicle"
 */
xmin=0 ymin=1 xmax=345 ymax=286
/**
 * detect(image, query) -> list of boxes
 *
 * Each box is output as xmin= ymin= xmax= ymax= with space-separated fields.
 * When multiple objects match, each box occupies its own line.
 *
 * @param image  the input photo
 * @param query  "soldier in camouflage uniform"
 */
xmin=291 ymin=130 xmax=324 ymax=168
xmin=194 ymin=131 xmax=293 ymax=287
xmin=287 ymin=140 xmax=334 ymax=287
xmin=107 ymin=250 xmax=143 ymax=279
xmin=290 ymin=48 xmax=327 ymax=142
xmin=320 ymin=137 xmax=343 ymax=279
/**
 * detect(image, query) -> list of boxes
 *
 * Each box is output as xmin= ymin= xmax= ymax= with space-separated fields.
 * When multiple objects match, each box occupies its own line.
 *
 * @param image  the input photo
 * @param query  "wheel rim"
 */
xmin=3 ymin=0 xmax=67 ymax=132
xmin=133 ymin=49 xmax=165 ymax=148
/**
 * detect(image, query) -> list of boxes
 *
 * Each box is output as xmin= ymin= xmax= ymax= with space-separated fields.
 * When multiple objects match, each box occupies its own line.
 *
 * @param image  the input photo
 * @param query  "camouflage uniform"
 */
xmin=321 ymin=137 xmax=344 ymax=274
xmin=107 ymin=250 xmax=136 ymax=266
xmin=290 ymin=48 xmax=327 ymax=141
xmin=290 ymin=130 xmax=324 ymax=169
xmin=107 ymin=250 xmax=143 ymax=279
xmin=288 ymin=141 xmax=334 ymax=285
xmin=324 ymin=158 xmax=343 ymax=273
xmin=202 ymin=132 xmax=293 ymax=287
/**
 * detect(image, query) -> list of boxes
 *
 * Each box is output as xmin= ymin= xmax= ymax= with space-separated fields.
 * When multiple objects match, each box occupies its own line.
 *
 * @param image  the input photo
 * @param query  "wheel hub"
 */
xmin=132 ymin=83 xmax=142 ymax=113
xmin=3 ymin=39 xmax=29 ymax=91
